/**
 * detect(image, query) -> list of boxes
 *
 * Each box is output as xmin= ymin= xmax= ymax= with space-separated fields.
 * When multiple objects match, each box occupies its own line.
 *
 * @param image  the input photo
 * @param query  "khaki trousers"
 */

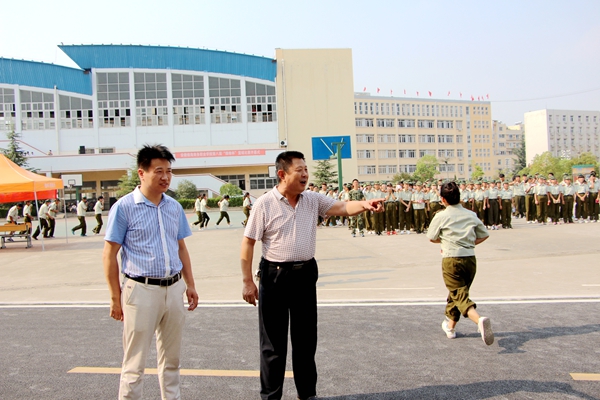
xmin=120 ymin=278 xmax=186 ymax=400
xmin=442 ymin=256 xmax=477 ymax=322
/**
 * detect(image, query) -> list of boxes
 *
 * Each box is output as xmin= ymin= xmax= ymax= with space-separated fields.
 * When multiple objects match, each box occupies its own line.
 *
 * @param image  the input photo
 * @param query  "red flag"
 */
xmin=428 ymin=91 xmax=432 ymax=97
xmin=486 ymin=94 xmax=489 ymax=99
xmin=403 ymin=89 xmax=406 ymax=95
xmin=363 ymin=87 xmax=366 ymax=92
xmin=416 ymin=91 xmax=419 ymax=96
xmin=447 ymin=91 xmax=451 ymax=96
xmin=390 ymin=89 xmax=393 ymax=95
xmin=471 ymin=95 xmax=474 ymax=101
xmin=377 ymin=88 xmax=380 ymax=93
xmin=477 ymin=96 xmax=480 ymax=101
xmin=460 ymin=92 xmax=463 ymax=98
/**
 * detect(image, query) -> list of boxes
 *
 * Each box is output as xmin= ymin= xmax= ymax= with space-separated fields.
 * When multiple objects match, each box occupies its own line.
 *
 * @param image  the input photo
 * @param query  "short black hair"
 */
xmin=440 ymin=182 xmax=460 ymax=205
xmin=97 ymin=196 xmax=104 ymax=200
xmin=137 ymin=144 xmax=175 ymax=171
xmin=275 ymin=151 xmax=305 ymax=182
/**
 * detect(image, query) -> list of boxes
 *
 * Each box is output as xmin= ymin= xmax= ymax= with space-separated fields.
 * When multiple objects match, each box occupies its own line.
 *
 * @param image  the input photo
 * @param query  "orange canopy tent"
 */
xmin=0 ymin=154 xmax=63 ymax=203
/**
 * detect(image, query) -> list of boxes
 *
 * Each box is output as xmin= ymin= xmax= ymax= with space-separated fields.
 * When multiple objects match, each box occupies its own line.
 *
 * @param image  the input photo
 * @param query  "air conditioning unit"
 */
xmin=280 ymin=139 xmax=288 ymax=147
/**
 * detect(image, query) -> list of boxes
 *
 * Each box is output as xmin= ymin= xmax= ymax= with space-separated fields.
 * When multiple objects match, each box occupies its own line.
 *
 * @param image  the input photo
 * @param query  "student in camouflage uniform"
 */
xmin=384 ymin=183 xmax=398 ymax=235
xmin=411 ymin=181 xmax=426 ymax=234
xmin=524 ymin=176 xmax=536 ymax=223
xmin=472 ymin=182 xmax=485 ymax=222
xmin=349 ymin=179 xmax=366 ymax=237
xmin=486 ymin=181 xmax=501 ymax=230
xmin=547 ymin=177 xmax=562 ymax=225
xmin=575 ymin=174 xmax=589 ymax=222
xmin=499 ymin=182 xmax=513 ymax=229
xmin=562 ymin=176 xmax=575 ymax=223
xmin=363 ymin=182 xmax=374 ymax=233
xmin=512 ymin=175 xmax=526 ymax=218
xmin=534 ymin=176 xmax=548 ymax=225
xmin=370 ymin=182 xmax=385 ymax=235
xmin=588 ymin=172 xmax=598 ymax=222
xmin=398 ymin=181 xmax=412 ymax=234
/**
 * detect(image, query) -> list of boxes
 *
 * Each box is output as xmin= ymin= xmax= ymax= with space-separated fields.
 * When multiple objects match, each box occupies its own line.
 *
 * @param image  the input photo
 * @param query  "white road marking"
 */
xmin=319 ymin=287 xmax=435 ymax=291
xmin=1 ymin=298 xmax=600 ymax=308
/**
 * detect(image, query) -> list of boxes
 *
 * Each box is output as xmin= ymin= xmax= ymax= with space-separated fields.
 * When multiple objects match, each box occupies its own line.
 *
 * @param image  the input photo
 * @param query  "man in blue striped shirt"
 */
xmin=103 ymin=144 xmax=198 ymax=400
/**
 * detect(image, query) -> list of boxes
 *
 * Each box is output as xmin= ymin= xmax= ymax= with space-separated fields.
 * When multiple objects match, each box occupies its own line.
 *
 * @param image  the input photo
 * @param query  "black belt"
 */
xmin=564 ymin=195 xmax=573 ymax=197
xmin=125 ymin=272 xmax=181 ymax=286
xmin=262 ymin=257 xmax=314 ymax=270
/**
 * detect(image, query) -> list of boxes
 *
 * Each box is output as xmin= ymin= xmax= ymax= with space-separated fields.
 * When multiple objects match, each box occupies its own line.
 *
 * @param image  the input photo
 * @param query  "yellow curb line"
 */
xmin=68 ymin=367 xmax=293 ymax=378
xmin=570 ymin=373 xmax=600 ymax=381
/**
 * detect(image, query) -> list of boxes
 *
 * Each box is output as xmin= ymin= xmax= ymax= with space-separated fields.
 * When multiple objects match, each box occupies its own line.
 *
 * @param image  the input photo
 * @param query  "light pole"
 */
xmin=330 ymin=142 xmax=345 ymax=191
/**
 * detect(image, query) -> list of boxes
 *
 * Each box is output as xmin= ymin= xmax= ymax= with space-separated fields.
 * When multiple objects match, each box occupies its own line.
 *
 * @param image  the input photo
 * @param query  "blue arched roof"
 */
xmin=60 ymin=45 xmax=277 ymax=82
xmin=0 ymin=58 xmax=92 ymax=95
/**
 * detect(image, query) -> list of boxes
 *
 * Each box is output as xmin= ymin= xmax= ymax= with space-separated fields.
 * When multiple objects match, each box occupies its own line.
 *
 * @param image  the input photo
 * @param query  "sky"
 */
xmin=1 ymin=0 xmax=599 ymax=125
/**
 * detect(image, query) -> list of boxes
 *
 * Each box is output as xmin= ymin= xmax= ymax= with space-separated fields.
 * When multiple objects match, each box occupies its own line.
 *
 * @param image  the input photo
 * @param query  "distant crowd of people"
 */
xmin=306 ymin=171 xmax=599 ymax=237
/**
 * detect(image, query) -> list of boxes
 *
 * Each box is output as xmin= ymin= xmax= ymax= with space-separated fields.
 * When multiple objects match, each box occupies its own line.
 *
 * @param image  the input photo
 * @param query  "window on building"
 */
xmin=246 ymin=81 xmax=276 ymax=123
xmin=357 ymin=150 xmax=375 ymax=159
xmin=249 ymin=174 xmax=276 ymax=190
xmin=97 ymin=72 xmax=131 ymax=127
xmin=419 ymin=149 xmax=435 ymax=157
xmin=399 ymin=164 xmax=417 ymax=173
xmin=457 ymin=149 xmax=463 ymax=158
xmin=376 ymin=118 xmax=395 ymax=127
xmin=438 ymin=135 xmax=453 ymax=143
xmin=209 ymin=77 xmax=241 ymax=123
xmin=0 ymin=88 xmax=16 ymax=130
xmin=438 ymin=149 xmax=454 ymax=158
xmin=356 ymin=118 xmax=374 ymax=127
xmin=437 ymin=120 xmax=454 ymax=129
xmin=398 ymin=119 xmax=415 ymax=128
xmin=378 ymin=134 xmax=396 ymax=143
xmin=358 ymin=165 xmax=376 ymax=175
xmin=134 ymin=72 xmax=168 ymax=126
xmin=419 ymin=134 xmax=436 ymax=143
xmin=172 ymin=73 xmax=205 ymax=125
xmin=378 ymin=149 xmax=396 ymax=158
xmin=356 ymin=134 xmax=375 ymax=143
xmin=378 ymin=165 xmax=397 ymax=174
xmin=398 ymin=134 xmax=416 ymax=143
xmin=418 ymin=119 xmax=435 ymax=128
xmin=59 ymin=95 xmax=93 ymax=129
xmin=20 ymin=90 xmax=55 ymax=130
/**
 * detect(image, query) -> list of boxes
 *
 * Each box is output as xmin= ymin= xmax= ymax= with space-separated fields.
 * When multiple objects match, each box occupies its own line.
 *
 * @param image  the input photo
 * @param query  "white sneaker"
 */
xmin=527 ymin=221 xmax=531 ymax=224
xmin=441 ymin=319 xmax=456 ymax=339
xmin=406 ymin=231 xmax=411 ymax=235
xmin=477 ymin=317 xmax=494 ymax=345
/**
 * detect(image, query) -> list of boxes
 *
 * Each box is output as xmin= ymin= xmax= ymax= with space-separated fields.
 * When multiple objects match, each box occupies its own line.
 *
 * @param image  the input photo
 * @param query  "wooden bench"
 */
xmin=0 ymin=222 xmax=32 ymax=249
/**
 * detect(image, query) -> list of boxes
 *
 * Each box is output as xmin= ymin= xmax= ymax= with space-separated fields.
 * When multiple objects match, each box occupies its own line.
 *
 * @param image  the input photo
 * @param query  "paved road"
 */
xmin=1 ymin=212 xmax=599 ymax=398
xmin=2 ymin=302 xmax=599 ymax=399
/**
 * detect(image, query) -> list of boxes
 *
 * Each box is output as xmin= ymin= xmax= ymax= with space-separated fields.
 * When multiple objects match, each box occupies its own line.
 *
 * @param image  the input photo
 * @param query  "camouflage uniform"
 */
xmin=349 ymin=188 xmax=366 ymax=235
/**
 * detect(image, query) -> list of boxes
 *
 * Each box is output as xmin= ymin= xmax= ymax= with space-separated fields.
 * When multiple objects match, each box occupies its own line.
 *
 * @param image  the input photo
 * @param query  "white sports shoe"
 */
xmin=477 ymin=317 xmax=494 ymax=345
xmin=441 ymin=319 xmax=456 ymax=339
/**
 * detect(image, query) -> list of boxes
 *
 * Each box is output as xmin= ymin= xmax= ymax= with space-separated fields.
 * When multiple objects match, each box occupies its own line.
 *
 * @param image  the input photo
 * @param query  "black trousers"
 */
xmin=259 ymin=258 xmax=318 ymax=400
xmin=200 ymin=212 xmax=210 ymax=228
xmin=33 ymin=218 xmax=49 ymax=238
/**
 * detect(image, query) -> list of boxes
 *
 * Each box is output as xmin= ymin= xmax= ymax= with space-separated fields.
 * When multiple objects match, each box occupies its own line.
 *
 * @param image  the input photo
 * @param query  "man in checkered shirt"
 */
xmin=240 ymin=151 xmax=384 ymax=400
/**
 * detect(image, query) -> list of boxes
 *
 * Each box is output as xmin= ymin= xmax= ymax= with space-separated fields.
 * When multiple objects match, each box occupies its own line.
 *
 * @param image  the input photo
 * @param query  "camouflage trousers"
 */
xmin=350 ymin=213 xmax=365 ymax=233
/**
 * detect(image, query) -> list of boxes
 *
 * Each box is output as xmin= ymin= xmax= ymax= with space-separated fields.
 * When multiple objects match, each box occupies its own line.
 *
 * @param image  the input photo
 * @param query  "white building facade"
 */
xmin=524 ymin=109 xmax=600 ymax=164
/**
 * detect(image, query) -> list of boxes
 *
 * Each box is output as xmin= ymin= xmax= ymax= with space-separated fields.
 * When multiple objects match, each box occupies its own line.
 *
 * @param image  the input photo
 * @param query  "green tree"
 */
xmin=392 ymin=172 xmax=413 ymax=184
xmin=413 ymin=155 xmax=438 ymax=183
xmin=1 ymin=128 xmax=28 ymax=168
xmin=513 ymin=135 xmax=527 ymax=173
xmin=220 ymin=182 xmax=243 ymax=196
xmin=116 ymin=166 xmax=140 ymax=199
xmin=175 ymin=179 xmax=198 ymax=199
xmin=528 ymin=152 xmax=565 ymax=177
xmin=470 ymin=163 xmax=484 ymax=180
xmin=312 ymin=159 xmax=337 ymax=185
xmin=567 ymin=152 xmax=599 ymax=173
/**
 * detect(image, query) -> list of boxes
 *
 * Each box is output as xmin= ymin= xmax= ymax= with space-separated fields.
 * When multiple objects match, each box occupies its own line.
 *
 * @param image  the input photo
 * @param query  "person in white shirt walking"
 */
xmin=5 ymin=203 xmax=23 ymax=241
xmin=192 ymin=193 xmax=204 ymax=229
xmin=92 ymin=196 xmax=105 ymax=235
xmin=199 ymin=194 xmax=209 ymax=229
xmin=216 ymin=195 xmax=231 ymax=227
xmin=32 ymin=200 xmax=51 ymax=240
xmin=242 ymin=192 xmax=252 ymax=227
xmin=72 ymin=197 xmax=88 ymax=236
